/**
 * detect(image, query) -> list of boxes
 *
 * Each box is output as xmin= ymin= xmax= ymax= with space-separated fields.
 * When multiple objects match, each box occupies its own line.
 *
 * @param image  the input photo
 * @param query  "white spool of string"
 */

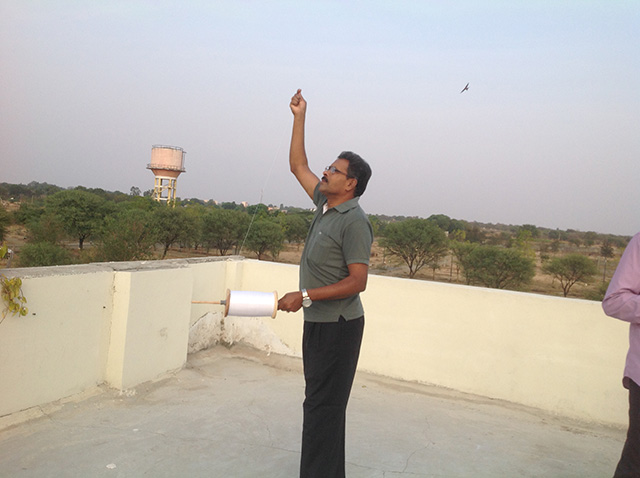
xmin=191 ymin=289 xmax=278 ymax=318
xmin=224 ymin=289 xmax=278 ymax=318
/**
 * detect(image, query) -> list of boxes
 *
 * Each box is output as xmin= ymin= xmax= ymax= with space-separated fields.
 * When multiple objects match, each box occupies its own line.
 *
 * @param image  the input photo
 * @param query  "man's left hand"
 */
xmin=278 ymin=291 xmax=303 ymax=312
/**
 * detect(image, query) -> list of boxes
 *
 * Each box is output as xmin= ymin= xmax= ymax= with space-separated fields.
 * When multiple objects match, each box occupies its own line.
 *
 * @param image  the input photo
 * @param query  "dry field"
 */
xmin=271 ymin=241 xmax=612 ymax=300
xmin=3 ymin=224 xmax=615 ymax=301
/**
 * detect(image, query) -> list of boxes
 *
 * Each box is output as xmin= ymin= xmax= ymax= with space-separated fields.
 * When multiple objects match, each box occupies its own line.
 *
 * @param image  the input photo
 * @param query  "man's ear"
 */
xmin=345 ymin=177 xmax=358 ymax=194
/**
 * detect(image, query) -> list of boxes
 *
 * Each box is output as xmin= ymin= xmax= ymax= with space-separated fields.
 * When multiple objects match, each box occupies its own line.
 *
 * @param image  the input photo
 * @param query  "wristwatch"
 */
xmin=301 ymin=289 xmax=312 ymax=308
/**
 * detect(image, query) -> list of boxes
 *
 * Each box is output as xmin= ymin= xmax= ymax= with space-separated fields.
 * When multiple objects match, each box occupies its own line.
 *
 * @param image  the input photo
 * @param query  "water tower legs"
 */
xmin=152 ymin=176 xmax=178 ymax=205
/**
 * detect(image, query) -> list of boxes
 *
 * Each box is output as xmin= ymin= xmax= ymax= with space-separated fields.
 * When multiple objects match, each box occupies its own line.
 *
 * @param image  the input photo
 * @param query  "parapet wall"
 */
xmin=0 ymin=258 xmax=629 ymax=426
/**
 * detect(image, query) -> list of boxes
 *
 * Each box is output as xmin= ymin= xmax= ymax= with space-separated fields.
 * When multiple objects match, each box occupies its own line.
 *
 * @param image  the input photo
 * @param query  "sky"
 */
xmin=1 ymin=1 xmax=638 ymax=236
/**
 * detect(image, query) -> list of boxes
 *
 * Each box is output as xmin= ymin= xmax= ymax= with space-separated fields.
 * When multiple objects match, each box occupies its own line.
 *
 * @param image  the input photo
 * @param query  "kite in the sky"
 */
xmin=460 ymin=83 xmax=469 ymax=93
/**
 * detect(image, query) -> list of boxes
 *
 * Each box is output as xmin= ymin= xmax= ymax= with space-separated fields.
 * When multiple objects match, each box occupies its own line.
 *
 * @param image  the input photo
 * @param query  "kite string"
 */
xmin=239 ymin=122 xmax=290 ymax=253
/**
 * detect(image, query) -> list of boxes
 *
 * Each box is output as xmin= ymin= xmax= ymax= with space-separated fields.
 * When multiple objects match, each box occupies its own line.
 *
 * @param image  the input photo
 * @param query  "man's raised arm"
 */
xmin=289 ymin=89 xmax=319 ymax=199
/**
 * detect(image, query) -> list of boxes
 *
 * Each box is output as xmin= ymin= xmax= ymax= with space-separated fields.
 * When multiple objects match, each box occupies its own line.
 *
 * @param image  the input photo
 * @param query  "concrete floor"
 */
xmin=0 ymin=345 xmax=626 ymax=478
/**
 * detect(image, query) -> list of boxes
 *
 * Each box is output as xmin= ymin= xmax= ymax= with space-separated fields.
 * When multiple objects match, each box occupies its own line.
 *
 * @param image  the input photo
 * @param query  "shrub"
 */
xmin=18 ymin=242 xmax=74 ymax=267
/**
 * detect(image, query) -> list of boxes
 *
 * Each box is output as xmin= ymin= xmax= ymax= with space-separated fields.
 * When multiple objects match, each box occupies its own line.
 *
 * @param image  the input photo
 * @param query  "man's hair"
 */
xmin=339 ymin=151 xmax=371 ymax=197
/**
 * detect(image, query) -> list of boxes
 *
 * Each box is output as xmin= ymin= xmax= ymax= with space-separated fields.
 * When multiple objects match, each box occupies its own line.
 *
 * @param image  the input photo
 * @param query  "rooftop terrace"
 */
xmin=0 ymin=345 xmax=625 ymax=477
xmin=0 ymin=256 xmax=630 ymax=476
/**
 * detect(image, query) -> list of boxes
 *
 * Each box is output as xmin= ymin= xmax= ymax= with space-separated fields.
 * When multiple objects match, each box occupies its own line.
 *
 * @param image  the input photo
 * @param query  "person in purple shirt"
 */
xmin=603 ymin=232 xmax=640 ymax=478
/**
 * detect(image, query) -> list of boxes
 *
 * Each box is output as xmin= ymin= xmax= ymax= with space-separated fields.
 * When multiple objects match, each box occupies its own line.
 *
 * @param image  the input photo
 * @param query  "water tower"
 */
xmin=147 ymin=145 xmax=186 ymax=205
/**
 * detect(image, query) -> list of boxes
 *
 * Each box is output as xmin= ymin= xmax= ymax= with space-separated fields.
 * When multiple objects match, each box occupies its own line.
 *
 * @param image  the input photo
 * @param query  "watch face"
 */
xmin=302 ymin=298 xmax=312 ymax=307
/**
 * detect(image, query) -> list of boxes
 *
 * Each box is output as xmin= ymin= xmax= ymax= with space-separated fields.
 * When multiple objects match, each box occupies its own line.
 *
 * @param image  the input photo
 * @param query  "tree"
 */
xmin=244 ymin=219 xmax=284 ymax=260
xmin=542 ymin=253 xmax=598 ymax=297
xmin=450 ymin=238 xmax=476 ymax=284
xmin=220 ymin=201 xmax=244 ymax=211
xmin=465 ymin=225 xmax=486 ymax=244
xmin=583 ymin=231 xmax=598 ymax=247
xmin=427 ymin=214 xmax=466 ymax=234
xmin=380 ymin=218 xmax=449 ymax=278
xmin=46 ymin=189 xmax=109 ymax=249
xmin=278 ymin=213 xmax=309 ymax=245
xmin=13 ymin=200 xmax=46 ymax=225
xmin=461 ymin=245 xmax=535 ymax=290
xmin=152 ymin=206 xmax=199 ymax=259
xmin=600 ymin=240 xmax=615 ymax=283
xmin=95 ymin=209 xmax=158 ymax=262
xmin=245 ymin=203 xmax=270 ymax=218
xmin=519 ymin=224 xmax=540 ymax=238
xmin=449 ymin=219 xmax=466 ymax=234
xmin=427 ymin=214 xmax=452 ymax=231
xmin=0 ymin=205 xmax=10 ymax=241
xmin=201 ymin=208 xmax=250 ymax=256
xmin=26 ymin=212 xmax=66 ymax=245
xmin=512 ymin=229 xmax=536 ymax=261
xmin=428 ymin=256 xmax=441 ymax=280
xmin=180 ymin=205 xmax=205 ymax=250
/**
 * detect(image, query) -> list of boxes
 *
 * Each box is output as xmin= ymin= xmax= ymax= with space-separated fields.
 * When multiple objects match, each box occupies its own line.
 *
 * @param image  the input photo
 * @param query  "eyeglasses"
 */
xmin=324 ymin=165 xmax=351 ymax=177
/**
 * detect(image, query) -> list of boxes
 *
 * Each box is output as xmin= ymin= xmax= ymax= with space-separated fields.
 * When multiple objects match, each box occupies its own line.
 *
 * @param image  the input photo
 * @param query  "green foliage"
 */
xmin=18 ymin=242 xmax=74 ymax=267
xmin=548 ymin=229 xmax=561 ymax=240
xmin=181 ymin=205 xmax=206 ymax=250
xmin=219 ymin=201 xmax=245 ymax=211
xmin=118 ymin=195 xmax=160 ymax=212
xmin=1 ymin=276 xmax=27 ymax=322
xmin=46 ymin=189 xmax=110 ymax=249
xmin=12 ymin=200 xmax=46 ymax=225
xmin=600 ymin=240 xmax=615 ymax=283
xmin=95 ymin=209 xmax=158 ymax=262
xmin=460 ymin=245 xmax=535 ymax=290
xmin=0 ymin=181 xmax=62 ymax=201
xmin=380 ymin=219 xmax=449 ymax=278
xmin=519 ymin=224 xmax=540 ymax=238
xmin=427 ymin=214 xmax=452 ymax=231
xmin=26 ymin=212 xmax=66 ymax=244
xmin=583 ymin=231 xmax=598 ymax=247
xmin=0 ymin=182 xmax=633 ymax=305
xmin=152 ymin=205 xmax=199 ymax=258
xmin=426 ymin=214 xmax=466 ymax=234
xmin=1 ymin=243 xmax=28 ymax=321
xmin=465 ymin=225 xmax=486 ymax=244
xmin=0 ymin=205 xmax=10 ymax=241
xmin=278 ymin=213 xmax=310 ymax=244
xmin=244 ymin=218 xmax=285 ymax=260
xmin=201 ymin=208 xmax=251 ymax=256
xmin=542 ymin=253 xmax=598 ymax=297
xmin=512 ymin=229 xmax=536 ymax=260
xmin=450 ymin=240 xmax=477 ymax=284
xmin=600 ymin=241 xmax=614 ymax=259
xmin=585 ymin=281 xmax=609 ymax=302
xmin=368 ymin=215 xmax=383 ymax=237
xmin=245 ymin=203 xmax=270 ymax=218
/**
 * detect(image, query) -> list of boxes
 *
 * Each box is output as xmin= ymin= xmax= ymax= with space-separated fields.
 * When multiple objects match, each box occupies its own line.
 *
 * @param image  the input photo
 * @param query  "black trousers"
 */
xmin=300 ymin=316 xmax=364 ymax=478
xmin=615 ymin=379 xmax=640 ymax=478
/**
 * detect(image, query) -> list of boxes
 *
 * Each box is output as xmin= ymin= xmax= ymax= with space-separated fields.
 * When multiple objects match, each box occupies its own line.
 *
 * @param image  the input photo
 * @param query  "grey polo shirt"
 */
xmin=299 ymin=183 xmax=374 ymax=323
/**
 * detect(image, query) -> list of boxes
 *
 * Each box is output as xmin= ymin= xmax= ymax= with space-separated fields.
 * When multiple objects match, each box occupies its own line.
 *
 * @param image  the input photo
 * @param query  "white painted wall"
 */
xmin=0 ymin=257 xmax=630 ymax=427
xmin=358 ymin=274 xmax=628 ymax=425
xmin=0 ymin=265 xmax=113 ymax=416
xmin=106 ymin=267 xmax=192 ymax=389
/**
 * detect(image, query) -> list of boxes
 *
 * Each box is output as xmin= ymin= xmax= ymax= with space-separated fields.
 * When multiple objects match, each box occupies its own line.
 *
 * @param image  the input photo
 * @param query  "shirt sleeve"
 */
xmin=341 ymin=215 xmax=374 ymax=266
xmin=603 ymin=233 xmax=640 ymax=324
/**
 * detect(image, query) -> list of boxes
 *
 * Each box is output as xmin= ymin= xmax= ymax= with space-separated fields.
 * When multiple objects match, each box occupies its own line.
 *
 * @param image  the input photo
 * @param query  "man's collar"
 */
xmin=332 ymin=195 xmax=360 ymax=213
